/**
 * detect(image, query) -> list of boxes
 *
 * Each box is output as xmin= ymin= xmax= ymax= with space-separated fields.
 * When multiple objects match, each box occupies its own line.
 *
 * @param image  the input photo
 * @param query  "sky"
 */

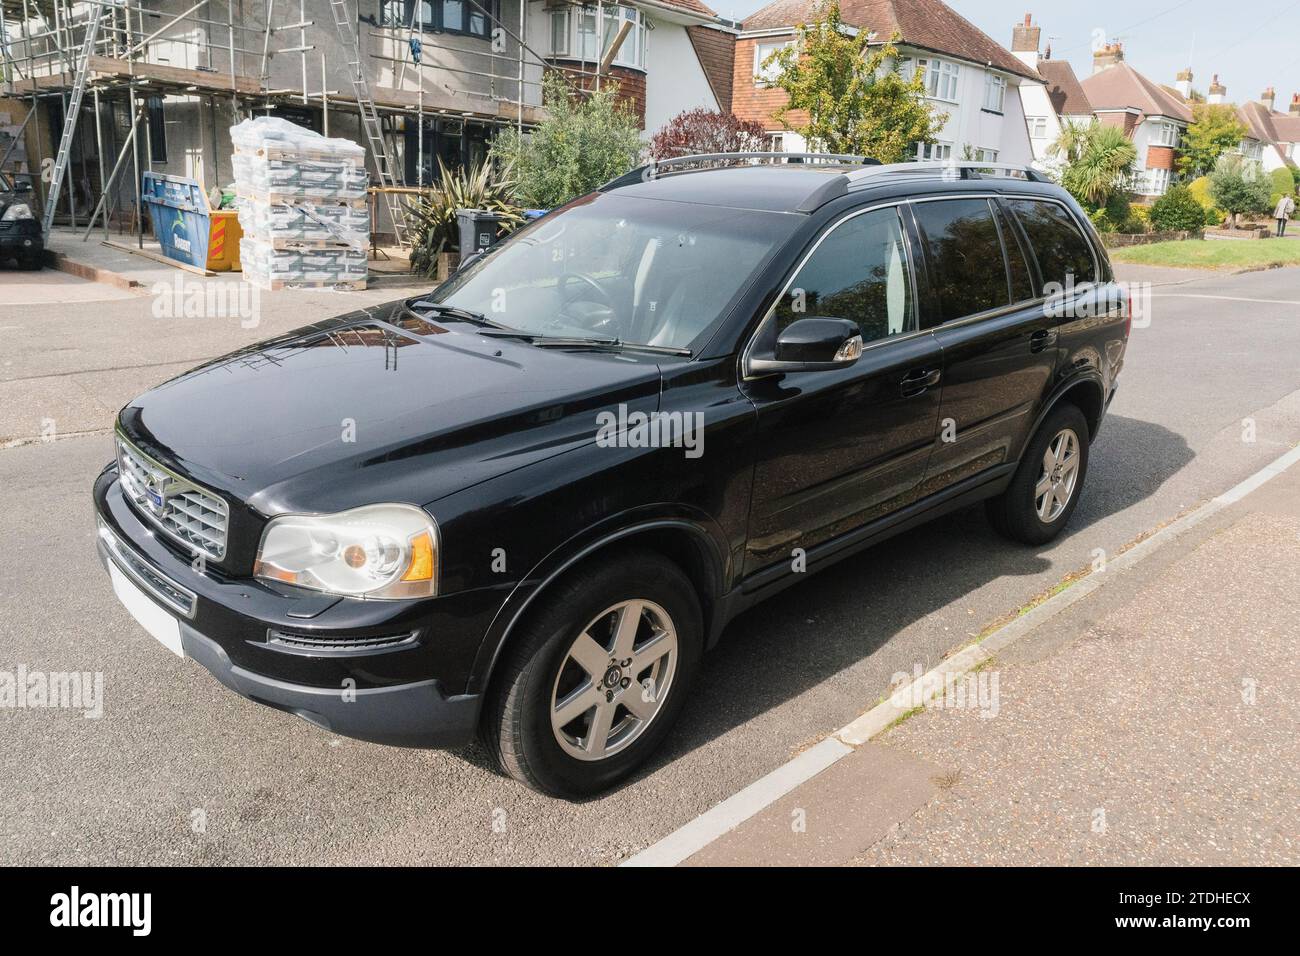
xmin=713 ymin=0 xmax=1300 ymax=110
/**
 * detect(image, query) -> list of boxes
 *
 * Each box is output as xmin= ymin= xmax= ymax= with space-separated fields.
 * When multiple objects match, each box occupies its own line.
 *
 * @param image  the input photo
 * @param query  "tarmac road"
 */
xmin=3 ymin=265 xmax=1300 ymax=865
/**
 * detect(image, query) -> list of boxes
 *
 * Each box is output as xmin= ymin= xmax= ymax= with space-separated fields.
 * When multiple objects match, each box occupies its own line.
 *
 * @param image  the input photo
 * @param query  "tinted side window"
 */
xmin=911 ymin=199 xmax=1010 ymax=322
xmin=1006 ymin=198 xmax=1097 ymax=292
xmin=995 ymin=203 xmax=1035 ymax=302
xmin=774 ymin=208 xmax=914 ymax=345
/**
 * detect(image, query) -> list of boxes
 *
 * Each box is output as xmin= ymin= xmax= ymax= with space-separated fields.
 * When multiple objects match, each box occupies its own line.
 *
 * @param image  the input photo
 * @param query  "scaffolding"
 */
xmin=0 ymin=0 xmax=622 ymax=247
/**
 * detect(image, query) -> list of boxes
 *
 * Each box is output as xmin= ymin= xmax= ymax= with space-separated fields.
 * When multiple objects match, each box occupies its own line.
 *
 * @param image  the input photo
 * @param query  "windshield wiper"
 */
xmin=476 ymin=329 xmax=692 ymax=356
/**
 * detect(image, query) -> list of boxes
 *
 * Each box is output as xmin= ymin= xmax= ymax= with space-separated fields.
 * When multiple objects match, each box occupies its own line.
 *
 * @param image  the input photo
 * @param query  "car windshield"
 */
xmin=430 ymin=192 xmax=798 ymax=352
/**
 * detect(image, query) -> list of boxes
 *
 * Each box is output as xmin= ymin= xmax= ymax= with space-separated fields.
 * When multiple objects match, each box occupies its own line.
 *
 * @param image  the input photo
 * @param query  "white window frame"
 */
xmin=983 ymin=72 xmax=1006 ymax=112
xmin=549 ymin=5 xmax=646 ymax=69
xmin=1153 ymin=121 xmax=1180 ymax=147
xmin=754 ymin=39 xmax=793 ymax=85
xmin=916 ymin=141 xmax=953 ymax=161
xmin=973 ymin=147 xmax=999 ymax=163
xmin=915 ymin=57 xmax=959 ymax=103
xmin=1027 ymin=115 xmax=1048 ymax=138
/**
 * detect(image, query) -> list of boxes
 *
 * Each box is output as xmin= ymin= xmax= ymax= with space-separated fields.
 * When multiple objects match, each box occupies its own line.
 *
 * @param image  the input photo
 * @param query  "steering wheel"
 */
xmin=558 ymin=272 xmax=618 ymax=334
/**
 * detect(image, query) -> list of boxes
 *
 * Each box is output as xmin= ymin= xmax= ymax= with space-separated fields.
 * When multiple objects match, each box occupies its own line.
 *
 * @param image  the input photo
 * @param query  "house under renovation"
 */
xmin=0 ymin=0 xmax=729 ymax=244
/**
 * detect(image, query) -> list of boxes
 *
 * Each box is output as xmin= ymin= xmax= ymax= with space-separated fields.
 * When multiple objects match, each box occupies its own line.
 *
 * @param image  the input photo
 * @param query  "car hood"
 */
xmin=118 ymin=300 xmax=663 ymax=515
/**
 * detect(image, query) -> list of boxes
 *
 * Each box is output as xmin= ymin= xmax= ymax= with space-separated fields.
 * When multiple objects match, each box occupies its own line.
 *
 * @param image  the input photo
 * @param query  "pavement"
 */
xmin=681 ymin=451 xmax=1300 ymax=866
xmin=2 ymin=261 xmax=1299 ymax=865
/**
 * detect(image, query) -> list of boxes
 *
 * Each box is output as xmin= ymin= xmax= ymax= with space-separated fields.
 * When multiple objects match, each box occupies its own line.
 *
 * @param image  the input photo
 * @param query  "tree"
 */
xmin=648 ymin=109 xmax=768 ymax=160
xmin=765 ymin=2 xmax=946 ymax=162
xmin=1148 ymin=185 xmax=1206 ymax=231
xmin=1177 ymin=104 xmax=1248 ymax=177
xmin=1209 ymin=152 xmax=1271 ymax=227
xmin=1050 ymin=121 xmax=1137 ymax=208
xmin=489 ymin=72 xmax=642 ymax=209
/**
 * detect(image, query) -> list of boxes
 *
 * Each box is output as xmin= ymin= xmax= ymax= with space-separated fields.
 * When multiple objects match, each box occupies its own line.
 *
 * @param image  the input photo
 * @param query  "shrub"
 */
xmin=1209 ymin=153 xmax=1272 ymax=227
xmin=489 ymin=72 xmax=643 ymax=209
xmin=1271 ymin=167 xmax=1296 ymax=198
xmin=1121 ymin=204 xmax=1150 ymax=234
xmin=1204 ymin=206 xmax=1226 ymax=227
xmin=649 ymin=109 xmax=767 ymax=160
xmin=408 ymin=159 xmax=522 ymax=278
xmin=1187 ymin=175 xmax=1215 ymax=209
xmin=1149 ymin=186 xmax=1206 ymax=231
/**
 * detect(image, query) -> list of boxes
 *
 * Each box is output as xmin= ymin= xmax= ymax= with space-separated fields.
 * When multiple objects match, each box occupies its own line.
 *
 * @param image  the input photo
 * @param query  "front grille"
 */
xmin=116 ymin=434 xmax=229 ymax=561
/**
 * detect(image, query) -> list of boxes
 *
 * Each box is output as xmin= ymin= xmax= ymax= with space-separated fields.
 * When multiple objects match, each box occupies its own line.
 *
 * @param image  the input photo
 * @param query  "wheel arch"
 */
xmin=1024 ymin=371 xmax=1106 ymax=458
xmin=468 ymin=516 xmax=728 ymax=697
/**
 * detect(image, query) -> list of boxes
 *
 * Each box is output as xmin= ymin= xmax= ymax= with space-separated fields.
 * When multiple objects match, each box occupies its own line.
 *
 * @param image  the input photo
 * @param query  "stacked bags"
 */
xmin=231 ymin=117 xmax=369 ymax=290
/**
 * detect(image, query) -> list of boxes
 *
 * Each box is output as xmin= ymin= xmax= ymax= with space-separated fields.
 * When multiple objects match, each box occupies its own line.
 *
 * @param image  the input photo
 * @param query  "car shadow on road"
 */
xmin=643 ymin=413 xmax=1193 ymax=787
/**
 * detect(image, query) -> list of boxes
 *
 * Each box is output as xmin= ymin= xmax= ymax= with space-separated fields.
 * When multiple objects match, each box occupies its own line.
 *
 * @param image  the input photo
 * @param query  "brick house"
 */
xmin=731 ymin=0 xmax=1039 ymax=165
xmin=1078 ymin=43 xmax=1191 ymax=197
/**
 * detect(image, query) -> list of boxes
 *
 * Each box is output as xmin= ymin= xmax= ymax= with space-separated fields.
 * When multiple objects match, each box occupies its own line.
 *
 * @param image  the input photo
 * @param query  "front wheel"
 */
xmin=987 ymin=403 xmax=1090 ymax=545
xmin=481 ymin=550 xmax=702 ymax=798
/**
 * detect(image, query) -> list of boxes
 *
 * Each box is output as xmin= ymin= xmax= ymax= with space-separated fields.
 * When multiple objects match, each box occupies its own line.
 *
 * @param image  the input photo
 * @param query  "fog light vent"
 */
xmin=266 ymin=629 xmax=417 ymax=656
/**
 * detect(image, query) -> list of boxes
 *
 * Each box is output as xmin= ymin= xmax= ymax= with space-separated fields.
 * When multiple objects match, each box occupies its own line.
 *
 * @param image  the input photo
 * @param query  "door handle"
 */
xmin=900 ymin=368 xmax=941 ymax=397
xmin=1029 ymin=328 xmax=1058 ymax=353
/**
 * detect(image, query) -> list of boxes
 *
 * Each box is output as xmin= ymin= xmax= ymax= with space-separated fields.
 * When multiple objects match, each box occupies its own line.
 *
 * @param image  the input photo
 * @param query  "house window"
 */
xmin=549 ymin=5 xmax=645 ymax=69
xmin=1240 ymin=139 xmax=1263 ymax=162
xmin=146 ymin=96 xmax=167 ymax=163
xmin=386 ymin=0 xmax=496 ymax=40
xmin=914 ymin=57 xmax=959 ymax=102
xmin=754 ymin=39 xmax=793 ymax=85
xmin=1027 ymin=116 xmax=1048 ymax=138
xmin=767 ymin=132 xmax=785 ymax=151
xmin=983 ymin=73 xmax=1006 ymax=112
xmin=972 ymin=147 xmax=999 ymax=163
xmin=916 ymin=141 xmax=952 ymax=161
xmin=1153 ymin=121 xmax=1180 ymax=147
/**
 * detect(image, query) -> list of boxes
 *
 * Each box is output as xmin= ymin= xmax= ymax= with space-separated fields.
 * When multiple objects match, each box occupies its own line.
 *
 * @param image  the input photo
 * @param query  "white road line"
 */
xmin=1150 ymin=293 xmax=1300 ymax=306
xmin=622 ymin=439 xmax=1300 ymax=867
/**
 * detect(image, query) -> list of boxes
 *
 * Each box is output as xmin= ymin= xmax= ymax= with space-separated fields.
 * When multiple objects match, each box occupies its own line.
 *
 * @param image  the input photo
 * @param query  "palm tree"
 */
xmin=1050 ymin=122 xmax=1138 ymax=207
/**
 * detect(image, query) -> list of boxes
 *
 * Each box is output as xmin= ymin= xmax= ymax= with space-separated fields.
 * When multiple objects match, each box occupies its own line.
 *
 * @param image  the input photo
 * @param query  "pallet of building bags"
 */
xmin=232 ymin=152 xmax=368 ymax=201
xmin=240 ymin=237 xmax=367 ymax=290
xmin=234 ymin=194 xmax=369 ymax=250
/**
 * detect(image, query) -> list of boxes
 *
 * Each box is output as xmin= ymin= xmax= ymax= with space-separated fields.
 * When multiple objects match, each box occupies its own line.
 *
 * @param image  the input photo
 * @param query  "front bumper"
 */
xmin=94 ymin=467 xmax=486 ymax=748
xmin=0 ymin=221 xmax=42 ymax=257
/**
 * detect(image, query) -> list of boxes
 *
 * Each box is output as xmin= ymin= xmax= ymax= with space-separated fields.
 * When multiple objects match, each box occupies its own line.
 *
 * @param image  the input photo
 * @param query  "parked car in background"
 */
xmin=94 ymin=155 xmax=1128 ymax=797
xmin=0 ymin=172 xmax=43 ymax=269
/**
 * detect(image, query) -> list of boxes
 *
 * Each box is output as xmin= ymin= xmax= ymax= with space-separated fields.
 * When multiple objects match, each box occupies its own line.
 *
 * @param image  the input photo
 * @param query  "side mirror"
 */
xmin=751 ymin=317 xmax=864 ymax=374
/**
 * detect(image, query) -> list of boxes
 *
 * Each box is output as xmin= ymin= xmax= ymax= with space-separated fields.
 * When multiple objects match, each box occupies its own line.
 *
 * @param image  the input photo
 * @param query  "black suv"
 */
xmin=95 ymin=155 xmax=1127 ymax=797
xmin=0 ymin=172 xmax=43 ymax=269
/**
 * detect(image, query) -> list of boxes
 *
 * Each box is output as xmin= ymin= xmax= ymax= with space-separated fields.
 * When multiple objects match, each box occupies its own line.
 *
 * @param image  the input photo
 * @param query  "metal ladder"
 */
xmin=328 ymin=0 xmax=407 ymax=244
xmin=41 ymin=0 xmax=108 ymax=234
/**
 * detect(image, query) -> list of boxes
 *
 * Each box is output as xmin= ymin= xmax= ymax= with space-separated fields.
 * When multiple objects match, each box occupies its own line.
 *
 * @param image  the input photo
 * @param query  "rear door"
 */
xmin=740 ymin=205 xmax=944 ymax=576
xmin=911 ymin=196 xmax=1059 ymax=489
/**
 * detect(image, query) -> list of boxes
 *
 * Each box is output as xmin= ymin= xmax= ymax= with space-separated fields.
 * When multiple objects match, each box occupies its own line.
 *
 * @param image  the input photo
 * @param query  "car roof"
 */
xmin=602 ymin=160 xmax=1068 ymax=215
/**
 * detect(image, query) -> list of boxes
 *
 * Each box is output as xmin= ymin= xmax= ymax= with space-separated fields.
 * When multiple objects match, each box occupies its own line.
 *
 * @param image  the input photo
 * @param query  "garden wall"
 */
xmin=1100 ymin=229 xmax=1203 ymax=249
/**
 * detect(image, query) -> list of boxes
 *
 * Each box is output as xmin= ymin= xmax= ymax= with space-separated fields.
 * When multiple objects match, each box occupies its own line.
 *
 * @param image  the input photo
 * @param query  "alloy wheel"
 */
xmin=1035 ymin=427 xmax=1081 ymax=522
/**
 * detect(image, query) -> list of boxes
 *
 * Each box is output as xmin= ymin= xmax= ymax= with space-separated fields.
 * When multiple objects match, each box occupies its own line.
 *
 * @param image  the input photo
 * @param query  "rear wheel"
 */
xmin=481 ymin=550 xmax=702 ymax=797
xmin=987 ymin=403 xmax=1089 ymax=545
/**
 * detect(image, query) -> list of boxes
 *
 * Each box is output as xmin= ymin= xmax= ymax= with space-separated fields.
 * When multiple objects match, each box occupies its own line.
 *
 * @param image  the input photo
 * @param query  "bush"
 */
xmin=1149 ymin=186 xmax=1206 ymax=231
xmin=1117 ymin=204 xmax=1149 ymax=234
xmin=408 ymin=159 xmax=522 ymax=278
xmin=1271 ymin=167 xmax=1295 ymax=198
xmin=649 ymin=109 xmax=767 ymax=160
xmin=1187 ymin=175 xmax=1215 ymax=209
xmin=1205 ymin=205 xmax=1226 ymax=227
xmin=1209 ymin=153 xmax=1272 ymax=227
xmin=490 ymin=72 xmax=643 ymax=209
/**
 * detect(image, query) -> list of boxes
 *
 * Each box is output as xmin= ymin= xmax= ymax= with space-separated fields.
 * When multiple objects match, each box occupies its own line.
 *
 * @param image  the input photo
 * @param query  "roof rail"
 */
xmin=846 ymin=160 xmax=1049 ymax=184
xmin=600 ymin=152 xmax=880 ymax=192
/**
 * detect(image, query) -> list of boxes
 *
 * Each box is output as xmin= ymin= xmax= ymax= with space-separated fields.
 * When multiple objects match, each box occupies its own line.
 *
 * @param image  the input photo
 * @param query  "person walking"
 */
xmin=1276 ymin=193 xmax=1296 ymax=237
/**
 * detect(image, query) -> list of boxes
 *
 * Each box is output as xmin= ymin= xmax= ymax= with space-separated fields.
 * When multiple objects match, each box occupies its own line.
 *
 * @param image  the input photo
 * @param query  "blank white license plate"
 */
xmin=109 ymin=562 xmax=184 ymax=657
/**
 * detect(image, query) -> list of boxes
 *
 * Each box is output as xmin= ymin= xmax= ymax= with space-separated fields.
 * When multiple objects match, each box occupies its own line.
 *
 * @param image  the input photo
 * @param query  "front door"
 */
xmin=741 ymin=205 xmax=944 ymax=577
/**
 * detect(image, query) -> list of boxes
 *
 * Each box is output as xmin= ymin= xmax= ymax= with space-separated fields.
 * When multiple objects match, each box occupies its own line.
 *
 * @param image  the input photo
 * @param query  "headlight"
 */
xmin=253 ymin=503 xmax=438 ymax=600
xmin=2 ymin=202 xmax=34 ymax=221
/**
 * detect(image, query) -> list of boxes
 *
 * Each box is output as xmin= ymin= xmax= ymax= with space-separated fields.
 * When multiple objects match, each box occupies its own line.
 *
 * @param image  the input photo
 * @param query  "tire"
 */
xmin=986 ymin=403 xmax=1090 ymax=546
xmin=20 ymin=254 xmax=42 ymax=271
xmin=481 ymin=549 xmax=703 ymax=798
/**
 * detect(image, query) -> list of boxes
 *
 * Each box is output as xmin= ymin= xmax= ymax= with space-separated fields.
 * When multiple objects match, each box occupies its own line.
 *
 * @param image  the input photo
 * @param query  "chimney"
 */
xmin=1011 ymin=14 xmax=1041 ymax=68
xmin=1290 ymin=93 xmax=1300 ymax=116
xmin=1092 ymin=41 xmax=1124 ymax=74
xmin=1261 ymin=87 xmax=1276 ymax=111
xmin=1175 ymin=67 xmax=1193 ymax=100
xmin=1208 ymin=74 xmax=1226 ymax=105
